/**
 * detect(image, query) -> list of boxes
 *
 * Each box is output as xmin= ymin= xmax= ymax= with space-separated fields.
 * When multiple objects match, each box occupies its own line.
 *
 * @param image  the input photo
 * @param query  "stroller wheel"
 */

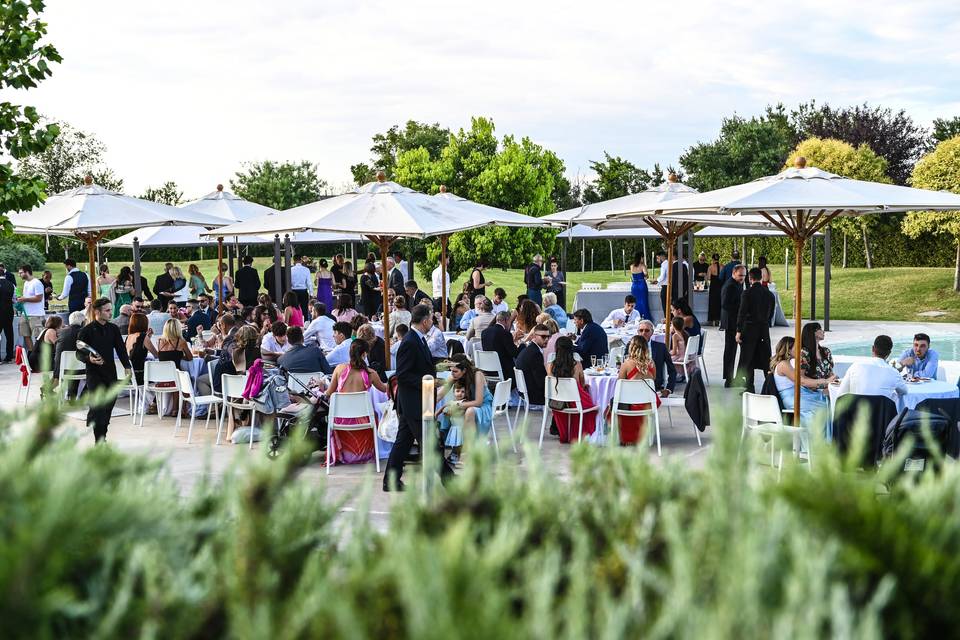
xmin=267 ymin=435 xmax=282 ymax=459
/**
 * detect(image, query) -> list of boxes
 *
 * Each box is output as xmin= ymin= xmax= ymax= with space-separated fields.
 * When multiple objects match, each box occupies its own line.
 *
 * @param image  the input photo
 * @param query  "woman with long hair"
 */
xmin=467 ymin=259 xmax=489 ymax=306
xmin=125 ymin=312 xmax=158 ymax=385
xmin=342 ymin=260 xmax=357 ymax=298
xmin=156 ymin=318 xmax=193 ymax=417
xmin=315 ymin=258 xmax=335 ymax=311
xmin=359 ymin=262 xmax=380 ymax=318
xmin=770 ymin=336 xmax=834 ymax=440
xmin=28 ymin=315 xmax=62 ymax=373
xmin=169 ymin=266 xmax=191 ymax=307
xmin=391 ymin=294 xmax=411 ymax=329
xmin=96 ymin=264 xmax=115 ymax=300
xmin=800 ymin=322 xmax=834 ymax=381
xmin=282 ymin=290 xmax=304 ymax=328
xmin=707 ymin=252 xmax=722 ymax=326
xmin=187 ymin=264 xmax=211 ymax=298
xmin=669 ymin=316 xmax=688 ymax=379
xmin=546 ymin=336 xmax=595 ymax=443
xmin=112 ymin=266 xmax=135 ymax=318
xmin=606 ymin=335 xmax=658 ymax=445
xmin=514 ymin=299 xmax=540 ymax=342
xmin=323 ymin=338 xmax=388 ymax=466
xmin=630 ymin=252 xmax=651 ymax=320
xmin=671 ymin=297 xmax=701 ymax=338
xmin=332 ymin=293 xmax=358 ymax=323
xmin=211 ymin=264 xmax=233 ymax=306
xmin=758 ymin=256 xmax=772 ymax=285
xmin=438 ymin=354 xmax=494 ymax=464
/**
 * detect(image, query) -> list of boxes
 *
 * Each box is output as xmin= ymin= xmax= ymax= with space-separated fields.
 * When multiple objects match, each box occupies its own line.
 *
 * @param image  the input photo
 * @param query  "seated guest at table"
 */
xmin=466 ymin=297 xmax=495 ymax=340
xmin=671 ymin=298 xmax=701 ymax=338
xmin=546 ymin=336 xmax=595 ymax=443
xmin=458 ymin=294 xmax=484 ymax=331
xmin=540 ymin=318 xmax=561 ymax=366
xmin=54 ymin=311 xmax=87 ymax=396
xmin=542 ymin=292 xmax=568 ymax=328
xmin=391 ymin=295 xmax=412 ymax=330
xmin=452 ymin=295 xmax=470 ymax=329
xmin=423 ymin=313 xmax=450 ymax=363
xmin=637 ymin=320 xmax=676 ymax=397
xmin=332 ymin=293 xmax=359 ymax=323
xmin=147 ymin=298 xmax=170 ymax=336
xmin=438 ymin=354 xmax=495 ymax=465
xmin=837 ymin=334 xmax=907 ymax=405
xmin=185 ymin=299 xmax=213 ymax=341
xmin=374 ymin=288 xmax=396 ymax=319
xmin=669 ymin=317 xmax=688 ymax=379
xmin=304 ymin=302 xmax=335 ymax=348
xmin=110 ymin=304 xmax=133 ymax=334
xmin=515 ymin=294 xmax=529 ymax=314
xmin=516 ymin=323 xmax=549 ymax=407
xmin=391 ymin=323 xmax=408 ymax=360
xmin=601 ymin=295 xmax=640 ymax=328
xmin=404 ymin=280 xmax=431 ymax=309
xmin=897 ymin=333 xmax=939 ymax=379
xmin=770 ymin=336 xmax=834 ymax=439
xmin=28 ymin=315 xmax=61 ymax=373
xmin=260 ymin=321 xmax=290 ymax=363
xmin=799 ymin=322 xmax=834 ymax=381
xmin=227 ymin=325 xmax=260 ymax=376
xmin=608 ymin=335 xmax=658 ymax=445
xmin=349 ymin=314 xmax=367 ymax=337
xmin=481 ymin=311 xmax=518 ymax=387
xmin=356 ymin=323 xmax=387 ymax=379
xmin=326 ymin=321 xmax=354 ymax=366
xmin=253 ymin=302 xmax=279 ymax=328
xmin=157 ymin=318 xmax=193 ymax=417
xmin=513 ymin=299 xmax=540 ymax=343
xmin=124 ymin=312 xmax=157 ymax=387
xmin=277 ymin=325 xmax=332 ymax=374
xmin=492 ymin=288 xmax=509 ymax=315
xmin=572 ymin=309 xmax=608 ymax=363
xmin=282 ymin=291 xmax=304 ymax=328
xmin=167 ymin=301 xmax=184 ymax=322
xmin=323 ymin=338 xmax=389 ymax=466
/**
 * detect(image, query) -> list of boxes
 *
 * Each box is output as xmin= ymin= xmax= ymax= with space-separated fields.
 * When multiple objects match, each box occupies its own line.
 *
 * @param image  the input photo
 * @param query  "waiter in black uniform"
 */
xmin=76 ymin=297 xmax=131 ymax=443
xmin=735 ymin=267 xmax=775 ymax=393
xmin=721 ymin=264 xmax=746 ymax=387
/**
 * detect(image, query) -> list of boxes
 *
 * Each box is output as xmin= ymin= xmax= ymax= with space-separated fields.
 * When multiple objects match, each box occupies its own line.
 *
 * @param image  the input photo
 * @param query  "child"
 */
xmin=391 ymin=323 xmax=408 ymax=360
xmin=439 ymin=381 xmax=468 ymax=465
xmin=669 ymin=316 xmax=688 ymax=380
xmin=492 ymin=287 xmax=509 ymax=315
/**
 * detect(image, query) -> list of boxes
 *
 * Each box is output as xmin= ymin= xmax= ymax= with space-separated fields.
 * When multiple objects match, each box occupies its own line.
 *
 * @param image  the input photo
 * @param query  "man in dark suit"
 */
xmin=0 ymin=273 xmax=14 ymax=362
xmin=572 ymin=309 xmax=608 ymax=362
xmin=263 ymin=262 xmax=287 ymax=304
xmin=152 ymin=263 xmax=176 ymax=305
xmin=404 ymin=280 xmax=431 ymax=309
xmin=384 ymin=304 xmax=453 ymax=491
xmin=659 ymin=258 xmax=690 ymax=323
xmin=721 ymin=265 xmax=746 ymax=387
xmin=387 ymin=258 xmax=406 ymax=303
xmin=481 ymin=311 xmax=518 ymax=388
xmin=516 ymin=323 xmax=550 ymax=406
xmin=277 ymin=327 xmax=332 ymax=374
xmin=637 ymin=320 xmax=677 ymax=396
xmin=524 ymin=254 xmax=545 ymax=307
xmin=717 ymin=250 xmax=742 ymax=284
xmin=736 ymin=267 xmax=775 ymax=393
xmin=234 ymin=255 xmax=262 ymax=307
xmin=0 ymin=262 xmax=16 ymax=287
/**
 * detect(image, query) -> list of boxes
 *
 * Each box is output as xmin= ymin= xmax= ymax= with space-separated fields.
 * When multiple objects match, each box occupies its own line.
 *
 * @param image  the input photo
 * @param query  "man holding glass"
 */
xmin=897 ymin=333 xmax=939 ymax=379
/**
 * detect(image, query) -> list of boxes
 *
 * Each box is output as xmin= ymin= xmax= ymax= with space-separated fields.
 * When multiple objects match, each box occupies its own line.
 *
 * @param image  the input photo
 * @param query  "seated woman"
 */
xmin=671 ymin=297 xmax=701 ymax=338
xmin=323 ymin=339 xmax=388 ymax=465
xmin=669 ymin=317 xmax=688 ymax=379
xmin=770 ymin=336 xmax=835 ymax=440
xmin=331 ymin=293 xmax=359 ymax=323
xmin=157 ymin=318 xmax=193 ymax=417
xmin=542 ymin=292 xmax=568 ymax=329
xmin=539 ymin=318 xmax=561 ymax=366
xmin=125 ymin=312 xmax=158 ymax=385
xmin=800 ymin=322 xmax=834 ymax=381
xmin=391 ymin=295 xmax=411 ymax=329
xmin=28 ymin=315 xmax=62 ymax=373
xmin=605 ymin=335 xmax=659 ymax=445
xmin=438 ymin=354 xmax=494 ymax=465
xmin=282 ymin=291 xmax=304 ymax=328
xmin=545 ymin=336 xmax=595 ymax=443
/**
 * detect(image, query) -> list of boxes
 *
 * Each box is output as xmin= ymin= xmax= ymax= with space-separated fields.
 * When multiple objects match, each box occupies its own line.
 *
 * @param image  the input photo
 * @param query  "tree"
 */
xmin=18 ymin=121 xmax=124 ymax=194
xmin=903 ymin=136 xmax=960 ymax=291
xmin=792 ymin=101 xmax=930 ymax=185
xmin=230 ymin=160 xmax=329 ymax=211
xmin=785 ymin=137 xmax=890 ymax=269
xmin=141 ymin=181 xmax=182 ymax=206
xmin=349 ymin=120 xmax=450 ymax=185
xmin=679 ymin=105 xmax=797 ymax=191
xmin=0 ymin=0 xmax=62 ymax=223
xmin=581 ymin=153 xmax=651 ymax=203
xmin=932 ymin=117 xmax=960 ymax=144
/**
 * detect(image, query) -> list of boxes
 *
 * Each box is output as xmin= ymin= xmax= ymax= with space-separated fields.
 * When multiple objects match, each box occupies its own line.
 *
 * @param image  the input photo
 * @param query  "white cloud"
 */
xmin=18 ymin=0 xmax=960 ymax=198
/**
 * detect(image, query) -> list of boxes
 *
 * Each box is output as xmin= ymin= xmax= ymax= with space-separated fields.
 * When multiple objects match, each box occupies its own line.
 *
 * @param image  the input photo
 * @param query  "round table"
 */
xmin=829 ymin=379 xmax=959 ymax=413
xmin=583 ymin=370 xmax=617 ymax=432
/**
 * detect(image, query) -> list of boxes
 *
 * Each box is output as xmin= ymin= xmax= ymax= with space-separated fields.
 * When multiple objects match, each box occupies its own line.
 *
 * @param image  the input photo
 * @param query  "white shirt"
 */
xmin=21 ymin=278 xmax=45 ymax=317
xmin=601 ymin=308 xmax=640 ymax=328
xmin=492 ymin=301 xmax=509 ymax=315
xmin=57 ymin=267 xmax=91 ymax=300
xmin=398 ymin=260 xmax=409 ymax=281
xmin=837 ymin=357 xmax=908 ymax=405
xmin=657 ymin=261 xmax=668 ymax=285
xmin=326 ymin=338 xmax=351 ymax=366
xmin=432 ymin=265 xmax=451 ymax=298
xmin=261 ymin=333 xmax=291 ymax=355
xmin=173 ymin=282 xmax=190 ymax=303
xmin=303 ymin=315 xmax=335 ymax=349
xmin=290 ymin=264 xmax=313 ymax=294
xmin=425 ymin=325 xmax=447 ymax=359
xmin=148 ymin=311 xmax=170 ymax=335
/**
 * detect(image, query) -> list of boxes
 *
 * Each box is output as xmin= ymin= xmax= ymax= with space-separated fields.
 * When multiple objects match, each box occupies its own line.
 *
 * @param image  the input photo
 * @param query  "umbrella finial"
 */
xmin=83 ymin=175 xmax=93 ymax=186
xmin=439 ymin=184 xmax=447 ymax=193
xmin=794 ymin=156 xmax=807 ymax=169
xmin=216 ymin=184 xmax=224 ymax=192
xmin=375 ymin=170 xmax=387 ymax=183
xmin=667 ymin=172 xmax=678 ymax=183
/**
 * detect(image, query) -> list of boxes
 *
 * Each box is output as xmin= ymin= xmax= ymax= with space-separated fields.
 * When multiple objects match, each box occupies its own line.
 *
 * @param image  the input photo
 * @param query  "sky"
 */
xmin=16 ymin=0 xmax=960 ymax=199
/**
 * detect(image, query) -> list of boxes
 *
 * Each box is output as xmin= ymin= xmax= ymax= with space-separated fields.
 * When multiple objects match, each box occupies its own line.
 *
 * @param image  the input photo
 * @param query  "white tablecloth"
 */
xmin=828 ymin=379 xmax=959 ymax=413
xmin=584 ymin=371 xmax=617 ymax=431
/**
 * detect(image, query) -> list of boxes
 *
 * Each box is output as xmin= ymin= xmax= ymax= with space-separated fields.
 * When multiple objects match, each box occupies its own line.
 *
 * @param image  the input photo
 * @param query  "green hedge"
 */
xmin=0 ymin=241 xmax=46 ymax=272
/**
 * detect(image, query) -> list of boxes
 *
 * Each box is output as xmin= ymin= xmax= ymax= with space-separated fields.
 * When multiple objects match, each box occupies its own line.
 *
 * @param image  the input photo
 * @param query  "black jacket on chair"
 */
xmin=515 ymin=342 xmax=546 ymax=405
xmin=684 ymin=368 xmax=710 ymax=432
xmin=833 ymin=393 xmax=899 ymax=467
xmin=480 ymin=322 xmax=518 ymax=386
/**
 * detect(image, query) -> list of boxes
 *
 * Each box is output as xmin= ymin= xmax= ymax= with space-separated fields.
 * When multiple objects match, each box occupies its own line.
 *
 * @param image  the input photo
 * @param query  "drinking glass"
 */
xmin=591 ymin=355 xmax=597 ymax=369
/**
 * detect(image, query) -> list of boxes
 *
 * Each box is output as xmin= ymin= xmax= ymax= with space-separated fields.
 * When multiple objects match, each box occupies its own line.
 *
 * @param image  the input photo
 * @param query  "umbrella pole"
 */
xmin=133 ymin=237 xmax=142 ymax=297
xmin=217 ymin=237 xmax=224 ymax=317
xmin=793 ymin=236 xmax=804 ymax=422
xmin=375 ymin=236 xmax=393 ymax=369
xmin=440 ymin=235 xmax=449 ymax=332
xmin=86 ymin=236 xmax=97 ymax=297
xmin=273 ymin=235 xmax=282 ymax=302
xmin=665 ymin=240 xmax=673 ymax=329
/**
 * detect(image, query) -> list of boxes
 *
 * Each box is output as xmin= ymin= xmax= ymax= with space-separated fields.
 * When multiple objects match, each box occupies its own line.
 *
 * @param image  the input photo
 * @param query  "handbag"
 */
xmin=378 ymin=399 xmax=399 ymax=443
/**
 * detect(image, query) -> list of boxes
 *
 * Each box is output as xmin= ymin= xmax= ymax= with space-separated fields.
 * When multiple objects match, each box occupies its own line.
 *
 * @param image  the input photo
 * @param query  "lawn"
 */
xmin=44 ymin=259 xmax=960 ymax=323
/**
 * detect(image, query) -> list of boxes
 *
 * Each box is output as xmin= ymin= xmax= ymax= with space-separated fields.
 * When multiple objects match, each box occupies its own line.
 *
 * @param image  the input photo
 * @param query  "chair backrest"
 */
xmin=114 ymin=359 xmax=133 ymax=383
xmin=698 ymin=330 xmax=707 ymax=353
xmin=287 ymin=371 xmax=323 ymax=396
xmin=474 ymin=350 xmax=504 ymax=378
xmin=513 ymin=367 xmax=528 ymax=394
xmin=329 ymin=391 xmax=375 ymax=422
xmin=144 ymin=360 xmax=178 ymax=385
xmin=613 ymin=378 xmax=657 ymax=406
xmin=608 ymin=345 xmax=625 ymax=363
xmin=468 ymin=337 xmax=482 ymax=353
xmin=606 ymin=282 xmax=630 ymax=290
xmin=59 ymin=350 xmax=85 ymax=374
xmin=936 ymin=365 xmax=946 ymax=381
xmin=221 ymin=374 xmax=251 ymax=403
xmin=834 ymin=393 xmax=899 ymax=464
xmin=742 ymin=392 xmax=784 ymax=428
xmin=683 ymin=334 xmax=700 ymax=361
xmin=175 ymin=370 xmax=196 ymax=399
xmin=207 ymin=359 xmax=218 ymax=387
xmin=545 ymin=376 xmax=582 ymax=405
xmin=492 ymin=379 xmax=512 ymax=410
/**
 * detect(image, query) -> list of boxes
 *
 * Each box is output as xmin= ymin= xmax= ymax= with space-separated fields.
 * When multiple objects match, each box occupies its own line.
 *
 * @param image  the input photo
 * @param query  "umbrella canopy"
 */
xmin=555 ymin=222 xmax=815 ymax=240
xmin=545 ymin=179 xmax=699 ymax=230
xmin=433 ymin=186 xmax=544 ymax=227
xmin=105 ymin=226 xmax=364 ymax=249
xmin=179 ymin=184 xmax=277 ymax=222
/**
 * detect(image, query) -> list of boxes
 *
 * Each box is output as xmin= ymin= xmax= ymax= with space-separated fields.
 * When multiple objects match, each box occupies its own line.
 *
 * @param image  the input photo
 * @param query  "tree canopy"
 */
xmin=230 ymin=160 xmax=329 ymax=211
xmin=932 ymin=117 xmax=960 ymax=145
xmin=18 ymin=121 xmax=123 ymax=194
xmin=350 ymin=120 xmax=450 ymax=185
xmin=140 ymin=181 xmax=183 ymax=206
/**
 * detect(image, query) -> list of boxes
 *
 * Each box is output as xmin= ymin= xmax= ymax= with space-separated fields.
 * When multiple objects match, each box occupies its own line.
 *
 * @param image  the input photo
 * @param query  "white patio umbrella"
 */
xmin=206 ymin=174 xmax=545 ymax=365
xmin=179 ymin=184 xmax=277 ymax=222
xmin=626 ymin=158 xmax=960 ymax=412
xmin=10 ymin=177 xmax=230 ymax=294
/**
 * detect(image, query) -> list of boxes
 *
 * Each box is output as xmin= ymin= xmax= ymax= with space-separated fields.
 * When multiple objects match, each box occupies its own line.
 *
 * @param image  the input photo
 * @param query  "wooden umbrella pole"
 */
xmin=376 ymin=236 xmax=394 ymax=369
xmin=217 ymin=237 xmax=224 ymax=317
xmin=86 ymin=235 xmax=97 ymax=294
xmin=440 ymin=235 xmax=449 ymax=332
xmin=665 ymin=238 xmax=674 ymax=330
xmin=793 ymin=235 xmax=805 ymax=421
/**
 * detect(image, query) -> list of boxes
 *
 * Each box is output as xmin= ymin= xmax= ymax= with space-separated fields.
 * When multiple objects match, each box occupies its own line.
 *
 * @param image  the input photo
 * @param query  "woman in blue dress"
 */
xmin=437 ymin=354 xmax=494 ymax=465
xmin=315 ymin=258 xmax=335 ymax=311
xmin=630 ymin=252 xmax=651 ymax=320
xmin=770 ymin=337 xmax=834 ymax=441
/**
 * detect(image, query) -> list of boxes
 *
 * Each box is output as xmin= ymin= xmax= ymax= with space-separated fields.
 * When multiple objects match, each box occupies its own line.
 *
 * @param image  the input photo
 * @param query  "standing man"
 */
xmin=393 ymin=251 xmax=408 ymax=281
xmin=718 ymin=250 xmax=742 ymax=284
xmin=524 ymin=254 xmax=547 ymax=307
xmin=387 ymin=257 xmax=406 ymax=303
xmin=0 ymin=263 xmax=16 ymax=286
xmin=17 ymin=265 xmax=46 ymax=352
xmin=76 ymin=298 xmax=131 ymax=443
xmin=659 ymin=255 xmax=690 ymax=323
xmin=735 ymin=267 xmax=775 ymax=393
xmin=289 ymin=255 xmax=313 ymax=317
xmin=57 ymin=259 xmax=90 ymax=313
xmin=0 ymin=272 xmax=14 ymax=362
xmin=152 ymin=263 xmax=177 ymax=306
xmin=721 ymin=265 xmax=746 ymax=387
xmin=431 ymin=255 xmax=451 ymax=321
xmin=384 ymin=304 xmax=453 ymax=491
xmin=234 ymin=255 xmax=261 ymax=307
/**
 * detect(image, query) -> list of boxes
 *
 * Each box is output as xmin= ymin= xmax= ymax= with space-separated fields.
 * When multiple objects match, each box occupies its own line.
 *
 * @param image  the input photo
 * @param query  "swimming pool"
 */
xmin=827 ymin=335 xmax=960 ymax=361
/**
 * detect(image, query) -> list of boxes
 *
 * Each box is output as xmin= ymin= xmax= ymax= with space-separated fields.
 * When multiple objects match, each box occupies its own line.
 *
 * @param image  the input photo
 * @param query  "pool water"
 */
xmin=827 ymin=335 xmax=960 ymax=361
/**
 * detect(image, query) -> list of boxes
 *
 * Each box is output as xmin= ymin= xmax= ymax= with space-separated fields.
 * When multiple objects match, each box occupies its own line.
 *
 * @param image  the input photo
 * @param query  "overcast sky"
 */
xmin=20 ymin=0 xmax=960 ymax=198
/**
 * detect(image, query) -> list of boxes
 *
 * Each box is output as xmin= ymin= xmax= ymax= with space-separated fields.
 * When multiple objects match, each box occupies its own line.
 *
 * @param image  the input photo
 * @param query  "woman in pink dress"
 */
xmin=323 ymin=339 xmax=387 ymax=465
xmin=545 ymin=336 xmax=595 ymax=443
xmin=282 ymin=291 xmax=304 ymax=328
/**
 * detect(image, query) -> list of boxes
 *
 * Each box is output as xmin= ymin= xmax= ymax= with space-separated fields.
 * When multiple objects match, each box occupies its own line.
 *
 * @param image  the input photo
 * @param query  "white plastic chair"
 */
xmin=474 ymin=350 xmax=504 ymax=384
xmin=610 ymin=378 xmax=662 ymax=454
xmin=488 ymin=380 xmax=512 ymax=455
xmin=672 ymin=334 xmax=701 ymax=377
xmin=608 ymin=345 xmax=625 ymax=363
xmin=581 ymin=283 xmax=601 ymax=290
xmin=115 ymin=360 xmax=140 ymax=425
xmin=173 ymin=370 xmax=221 ymax=443
xmin=327 ymin=391 xmax=379 ymax=474
xmin=15 ymin=345 xmax=32 ymax=403
xmin=512 ymin=367 xmax=531 ymax=430
xmin=466 ymin=337 xmax=482 ymax=358
xmin=741 ymin=392 xmax=808 ymax=473
xmin=138 ymin=360 xmax=179 ymax=426
xmin=217 ymin=373 xmax=259 ymax=447
xmin=206 ymin=359 xmax=220 ymax=399
xmin=58 ymin=350 xmax=86 ymax=401
xmin=539 ymin=376 xmax=598 ymax=447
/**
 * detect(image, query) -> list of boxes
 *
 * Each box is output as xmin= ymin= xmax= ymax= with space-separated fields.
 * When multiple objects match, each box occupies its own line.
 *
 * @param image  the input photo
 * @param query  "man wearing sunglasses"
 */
xmin=516 ymin=323 xmax=549 ymax=407
xmin=637 ymin=319 xmax=676 ymax=397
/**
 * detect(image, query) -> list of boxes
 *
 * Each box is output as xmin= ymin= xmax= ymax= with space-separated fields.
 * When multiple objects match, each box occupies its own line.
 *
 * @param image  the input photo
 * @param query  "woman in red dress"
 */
xmin=323 ymin=339 xmax=388 ymax=465
xmin=606 ymin=335 xmax=659 ymax=445
xmin=546 ymin=336 xmax=595 ymax=443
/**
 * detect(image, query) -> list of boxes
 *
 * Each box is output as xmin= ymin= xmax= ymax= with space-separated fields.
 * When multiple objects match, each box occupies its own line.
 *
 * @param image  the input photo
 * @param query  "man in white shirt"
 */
xmin=56 ymin=258 xmax=92 ymax=312
xmin=304 ymin=301 xmax=336 ymax=349
xmin=491 ymin=288 xmax=509 ymax=315
xmin=656 ymin=251 xmax=668 ymax=287
xmin=394 ymin=251 xmax=408 ymax=281
xmin=289 ymin=255 xmax=313 ymax=317
xmin=837 ymin=334 xmax=908 ymax=405
xmin=459 ymin=295 xmax=485 ymax=331
xmin=325 ymin=321 xmax=354 ymax=366
xmin=431 ymin=257 xmax=451 ymax=318
xmin=17 ymin=265 xmax=46 ymax=351
xmin=601 ymin=295 xmax=640 ymax=328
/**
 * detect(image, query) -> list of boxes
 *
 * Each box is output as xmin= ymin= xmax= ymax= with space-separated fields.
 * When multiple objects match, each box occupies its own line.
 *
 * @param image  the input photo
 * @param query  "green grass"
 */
xmin=51 ymin=259 xmax=960 ymax=322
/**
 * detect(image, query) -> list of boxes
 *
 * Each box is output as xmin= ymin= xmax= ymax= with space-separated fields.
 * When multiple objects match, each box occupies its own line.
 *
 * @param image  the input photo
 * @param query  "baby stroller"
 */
xmin=264 ymin=369 xmax=330 ymax=459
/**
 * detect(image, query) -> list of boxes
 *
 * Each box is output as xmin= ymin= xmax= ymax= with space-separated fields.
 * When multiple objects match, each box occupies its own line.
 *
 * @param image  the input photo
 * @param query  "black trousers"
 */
xmin=293 ymin=289 xmax=309 ymax=317
xmin=384 ymin=411 xmax=453 ymax=489
xmin=723 ymin=328 xmax=739 ymax=387
xmin=0 ymin=311 xmax=12 ymax=361
xmin=86 ymin=377 xmax=118 ymax=442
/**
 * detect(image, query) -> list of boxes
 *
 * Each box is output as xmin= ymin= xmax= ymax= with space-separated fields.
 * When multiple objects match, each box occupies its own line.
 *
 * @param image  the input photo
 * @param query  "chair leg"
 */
xmin=372 ymin=424 xmax=380 ymax=473
xmin=577 ymin=410 xmax=584 ymax=443
xmin=187 ymin=405 xmax=197 ymax=444
xmin=654 ymin=411 xmax=662 ymax=456
xmin=538 ymin=408 xmax=550 ymax=449
xmin=326 ymin=423 xmax=333 ymax=475
xmin=489 ymin=420 xmax=499 ymax=459
xmin=216 ymin=402 xmax=226 ymax=445
xmin=174 ymin=404 xmax=183 ymax=437
xmin=699 ymin=355 xmax=709 ymax=385
xmin=139 ymin=387 xmax=148 ymax=427
xmin=504 ymin=407 xmax=517 ymax=453
xmin=667 ymin=406 xmax=674 ymax=428
xmin=610 ymin=412 xmax=618 ymax=447
xmin=248 ymin=411 xmax=257 ymax=450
